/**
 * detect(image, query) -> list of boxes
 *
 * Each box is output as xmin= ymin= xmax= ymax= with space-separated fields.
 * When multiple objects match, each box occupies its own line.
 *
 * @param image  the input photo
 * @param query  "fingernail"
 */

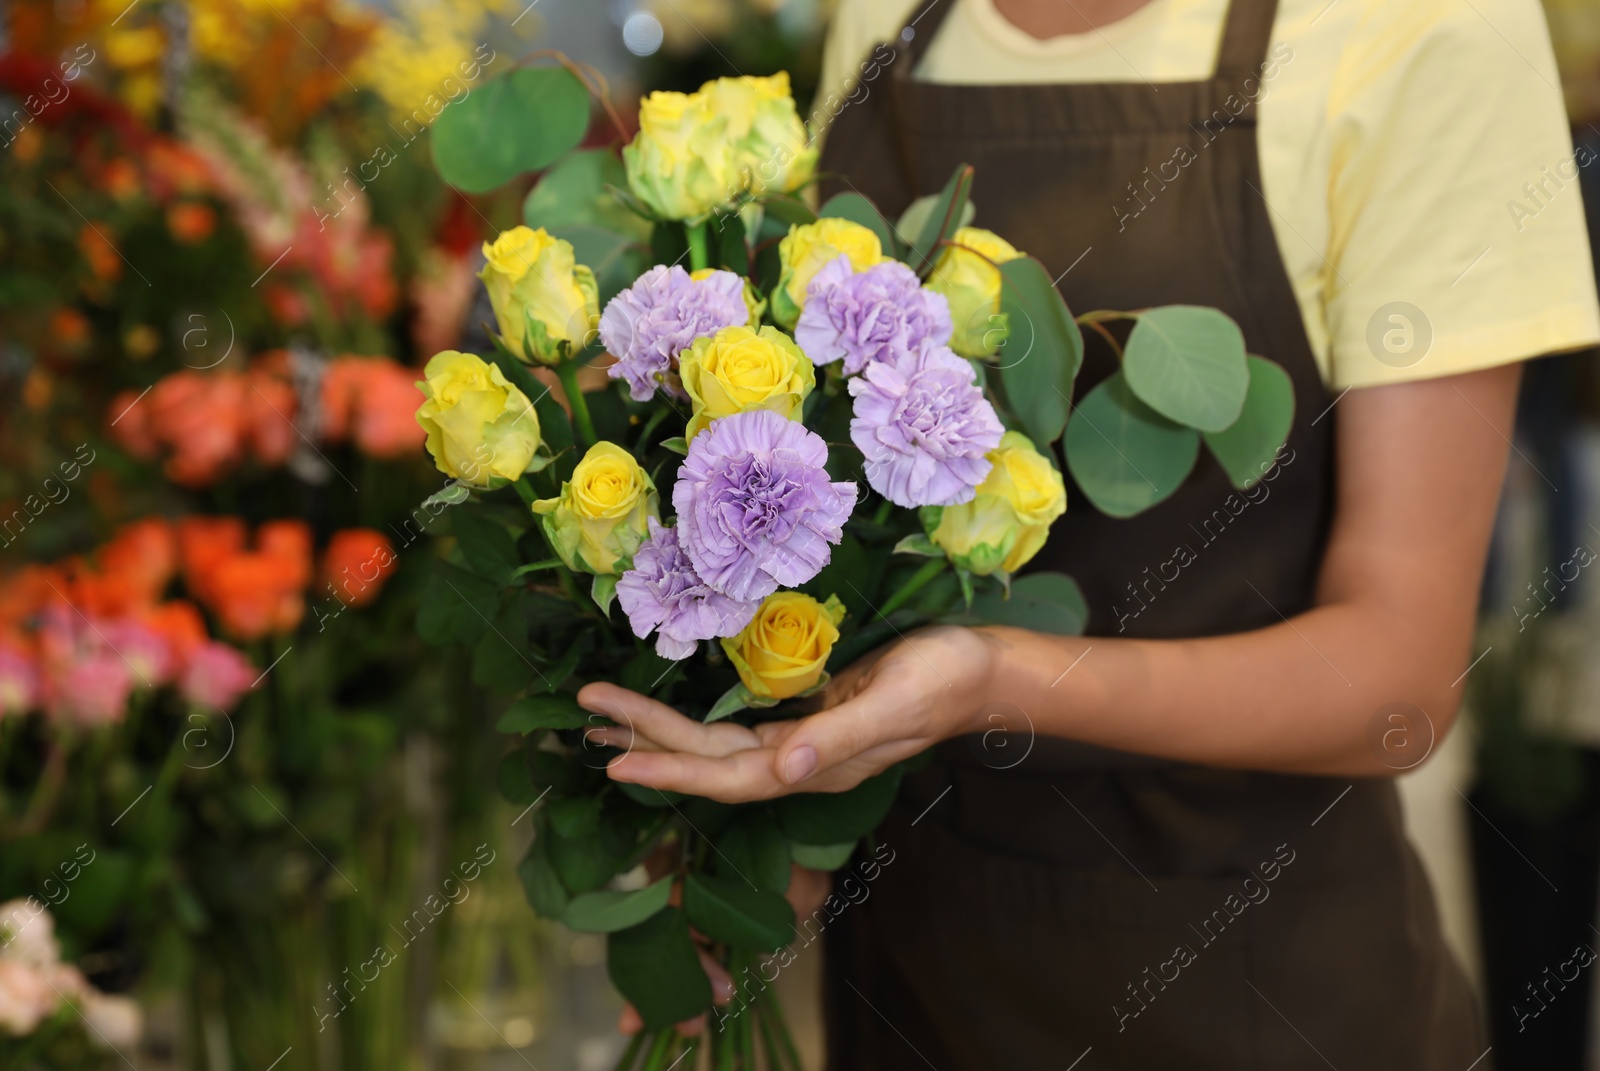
xmin=783 ymin=746 xmax=818 ymax=784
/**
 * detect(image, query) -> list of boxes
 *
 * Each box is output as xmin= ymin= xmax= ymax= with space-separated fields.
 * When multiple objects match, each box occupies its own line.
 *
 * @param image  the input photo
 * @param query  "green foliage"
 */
xmin=1064 ymin=371 xmax=1200 ymax=517
xmin=607 ymin=908 xmax=713 ymax=1031
xmin=773 ymin=766 xmax=904 ymax=845
xmin=819 ymin=192 xmax=899 ymax=256
xmin=1203 ymin=356 xmax=1296 ymax=489
xmin=430 ymin=66 xmax=592 ymax=193
xmin=682 ymin=872 xmax=795 ymax=952
xmin=1123 ymin=306 xmax=1250 ymax=433
xmin=904 ymin=164 xmax=974 ymax=275
xmin=997 ymin=256 xmax=1084 ymax=448
xmin=947 ymin=572 xmax=1088 ymax=636
xmin=565 ymin=875 xmax=674 ymax=933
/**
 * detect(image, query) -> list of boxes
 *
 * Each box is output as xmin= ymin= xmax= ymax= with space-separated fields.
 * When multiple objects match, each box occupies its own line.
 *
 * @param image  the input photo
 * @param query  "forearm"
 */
xmin=970 ymin=597 xmax=1473 ymax=776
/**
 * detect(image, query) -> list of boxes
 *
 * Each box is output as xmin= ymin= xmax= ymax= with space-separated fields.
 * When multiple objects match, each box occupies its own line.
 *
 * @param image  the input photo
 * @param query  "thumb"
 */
xmin=772 ymin=666 xmax=924 ymax=785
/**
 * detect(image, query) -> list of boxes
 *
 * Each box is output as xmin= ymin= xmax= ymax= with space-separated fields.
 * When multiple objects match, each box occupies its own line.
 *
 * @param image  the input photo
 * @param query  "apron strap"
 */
xmin=1215 ymin=0 xmax=1281 ymax=78
xmin=893 ymin=0 xmax=959 ymax=71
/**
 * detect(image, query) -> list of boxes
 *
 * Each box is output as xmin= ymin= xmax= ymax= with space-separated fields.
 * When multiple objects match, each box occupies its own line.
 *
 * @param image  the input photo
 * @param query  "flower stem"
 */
xmin=877 ymin=558 xmax=947 ymax=619
xmin=687 ymin=221 xmax=711 ymax=273
xmin=556 ymin=358 xmax=598 ymax=446
xmin=611 ymin=1031 xmax=646 ymax=1071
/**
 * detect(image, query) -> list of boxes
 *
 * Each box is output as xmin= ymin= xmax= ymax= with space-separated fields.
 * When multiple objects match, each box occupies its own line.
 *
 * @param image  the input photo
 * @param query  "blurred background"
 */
xmin=1 ymin=0 xmax=1600 ymax=1068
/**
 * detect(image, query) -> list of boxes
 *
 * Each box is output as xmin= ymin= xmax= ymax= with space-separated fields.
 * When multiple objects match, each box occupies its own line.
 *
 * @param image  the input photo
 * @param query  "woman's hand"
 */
xmin=579 ymin=625 xmax=994 ymax=803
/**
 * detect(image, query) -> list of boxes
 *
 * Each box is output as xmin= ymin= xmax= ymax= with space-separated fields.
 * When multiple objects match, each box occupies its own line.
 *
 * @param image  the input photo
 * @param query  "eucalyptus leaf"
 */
xmin=431 ymin=66 xmax=591 ymax=193
xmin=947 ymin=572 xmax=1088 ymax=636
xmin=551 ymin=225 xmax=647 ymax=307
xmin=565 ymin=875 xmax=673 ymax=933
xmin=820 ymin=192 xmax=898 ymax=255
xmin=1123 ymin=305 xmax=1249 ymax=433
xmin=683 ymin=872 xmax=795 ymax=952
xmin=524 ymin=149 xmax=650 ymax=237
xmin=997 ymin=256 xmax=1083 ymax=447
xmin=1064 ymin=371 xmax=1199 ymax=518
xmin=1203 ymin=355 xmax=1295 ymax=489
xmin=895 ymin=190 xmax=975 ymax=253
xmin=904 ymin=164 xmax=974 ymax=275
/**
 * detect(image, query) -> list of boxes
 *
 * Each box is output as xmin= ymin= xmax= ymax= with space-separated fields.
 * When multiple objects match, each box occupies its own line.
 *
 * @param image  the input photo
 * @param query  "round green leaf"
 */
xmin=718 ymin=810 xmax=792 ymax=892
xmin=517 ymin=834 xmax=570 ymax=919
xmin=903 ymin=163 xmax=973 ymax=274
xmin=565 ymin=875 xmax=673 ymax=933
xmin=998 ymin=256 xmax=1084 ymax=447
xmin=1202 ymin=355 xmax=1295 ymax=490
xmin=1123 ymin=306 xmax=1249 ymax=432
xmin=607 ymin=907 xmax=712 ymax=1030
xmin=950 ymin=572 xmax=1087 ymax=636
xmin=550 ymin=224 xmax=647 ymax=307
xmin=683 ymin=872 xmax=795 ymax=953
xmin=1064 ymin=371 xmax=1199 ymax=518
xmin=523 ymin=149 xmax=649 ymax=237
xmin=431 ymin=66 xmax=591 ymax=194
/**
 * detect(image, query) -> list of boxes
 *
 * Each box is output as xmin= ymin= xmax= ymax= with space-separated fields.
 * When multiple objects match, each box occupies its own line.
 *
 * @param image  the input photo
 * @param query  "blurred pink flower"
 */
xmin=80 ymin=990 xmax=142 ymax=1050
xmin=98 ymin=619 xmax=174 ymax=687
xmin=179 ymin=642 xmax=256 ymax=711
xmin=0 ymin=899 xmax=59 ymax=968
xmin=0 ymin=644 xmax=40 ymax=717
xmin=0 ymin=958 xmax=57 ymax=1037
xmin=47 ymin=652 xmax=135 ymax=727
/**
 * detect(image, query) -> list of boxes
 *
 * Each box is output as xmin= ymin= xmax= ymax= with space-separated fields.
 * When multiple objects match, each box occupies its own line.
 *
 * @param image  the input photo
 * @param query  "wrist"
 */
xmin=948 ymin=626 xmax=1006 ymax=739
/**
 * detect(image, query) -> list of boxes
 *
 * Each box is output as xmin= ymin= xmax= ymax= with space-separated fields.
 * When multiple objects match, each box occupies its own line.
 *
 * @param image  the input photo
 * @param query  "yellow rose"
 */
xmin=924 ymin=227 xmax=1024 ymax=358
xmin=679 ymin=325 xmax=815 ymax=440
xmin=723 ymin=592 xmax=846 ymax=700
xmin=771 ymin=218 xmax=884 ymax=328
xmin=623 ymin=90 xmax=737 ymax=222
xmin=692 ymin=267 xmax=766 ymax=326
xmin=414 ymin=351 xmax=542 ymax=487
xmin=479 ymin=226 xmax=600 ymax=365
xmin=532 ymin=442 xmax=659 ymax=575
xmin=928 ymin=432 xmax=1066 ymax=575
xmin=701 ymin=73 xmax=817 ymax=201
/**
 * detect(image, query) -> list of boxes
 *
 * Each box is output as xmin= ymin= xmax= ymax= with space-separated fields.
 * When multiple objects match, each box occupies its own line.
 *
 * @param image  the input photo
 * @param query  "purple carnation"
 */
xmin=673 ymin=409 xmax=857 ymax=602
xmin=615 ymin=519 xmax=760 ymax=660
xmin=795 ymin=255 xmax=952 ymax=374
xmin=602 ymin=265 xmax=748 ymax=401
xmin=848 ymin=340 xmax=1004 ymax=508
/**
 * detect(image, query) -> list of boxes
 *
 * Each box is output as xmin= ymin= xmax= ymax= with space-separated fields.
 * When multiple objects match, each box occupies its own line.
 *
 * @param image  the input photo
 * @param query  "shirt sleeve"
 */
xmin=1322 ymin=0 xmax=1600 ymax=389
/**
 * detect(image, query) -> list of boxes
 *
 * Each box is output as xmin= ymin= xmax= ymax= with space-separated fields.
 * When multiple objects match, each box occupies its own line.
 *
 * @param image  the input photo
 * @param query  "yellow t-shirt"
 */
xmin=819 ymin=0 xmax=1600 ymax=389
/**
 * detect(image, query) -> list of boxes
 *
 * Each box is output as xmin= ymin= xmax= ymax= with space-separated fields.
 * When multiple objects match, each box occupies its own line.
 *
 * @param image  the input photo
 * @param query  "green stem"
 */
xmin=641 ymin=1029 xmax=676 ymax=1070
xmin=877 ymin=558 xmax=947 ymax=619
xmin=512 ymin=477 xmax=539 ymax=506
xmin=755 ymin=1001 xmax=783 ymax=1070
xmin=687 ymin=222 xmax=711 ymax=272
xmin=872 ymin=498 xmax=893 ymax=526
xmin=761 ymin=987 xmax=805 ymax=1071
xmin=556 ymin=359 xmax=598 ymax=446
xmin=612 ymin=1031 xmax=647 ymax=1071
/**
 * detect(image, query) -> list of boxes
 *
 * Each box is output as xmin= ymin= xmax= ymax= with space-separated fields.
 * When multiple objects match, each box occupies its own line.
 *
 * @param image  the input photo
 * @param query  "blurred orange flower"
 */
xmin=166 ymin=202 xmax=216 ymax=244
xmin=77 ymin=225 xmax=122 ymax=284
xmin=177 ymin=516 xmax=247 ymax=605
xmin=321 ymin=356 xmax=426 ymax=459
xmin=139 ymin=600 xmax=209 ymax=664
xmin=320 ymin=529 xmax=397 ymax=608
xmin=100 ymin=518 xmax=177 ymax=605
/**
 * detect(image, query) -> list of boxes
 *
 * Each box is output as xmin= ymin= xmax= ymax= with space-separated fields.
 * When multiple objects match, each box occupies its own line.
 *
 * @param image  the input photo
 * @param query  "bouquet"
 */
xmin=421 ymin=67 xmax=1295 ymax=1069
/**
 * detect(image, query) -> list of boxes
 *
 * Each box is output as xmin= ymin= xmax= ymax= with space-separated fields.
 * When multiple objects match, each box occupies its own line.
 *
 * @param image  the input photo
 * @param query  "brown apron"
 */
xmin=816 ymin=0 xmax=1486 ymax=1067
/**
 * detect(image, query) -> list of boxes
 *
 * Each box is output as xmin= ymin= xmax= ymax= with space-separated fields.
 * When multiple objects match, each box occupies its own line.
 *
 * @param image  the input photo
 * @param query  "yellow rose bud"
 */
xmin=771 ymin=218 xmax=884 ymax=328
xmin=692 ymin=268 xmax=766 ymax=326
xmin=722 ymin=592 xmax=846 ymax=701
xmin=924 ymin=227 xmax=1024 ymax=358
xmin=414 ymin=350 xmax=542 ymax=487
xmin=479 ymin=226 xmax=600 ymax=365
xmin=928 ymin=431 xmax=1066 ymax=575
xmin=623 ymin=89 xmax=737 ymax=222
xmin=679 ymin=325 xmax=815 ymax=440
xmin=701 ymin=73 xmax=817 ymax=201
xmin=531 ymin=442 xmax=659 ymax=575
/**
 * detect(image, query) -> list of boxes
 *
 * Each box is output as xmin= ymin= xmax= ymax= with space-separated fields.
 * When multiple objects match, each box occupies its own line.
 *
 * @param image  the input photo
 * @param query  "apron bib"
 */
xmin=816 ymin=1 xmax=1484 ymax=1066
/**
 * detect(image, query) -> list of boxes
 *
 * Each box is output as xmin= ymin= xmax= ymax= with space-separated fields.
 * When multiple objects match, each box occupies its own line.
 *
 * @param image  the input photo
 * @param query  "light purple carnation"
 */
xmin=673 ymin=409 xmax=857 ymax=603
xmin=795 ymin=255 xmax=952 ymax=374
xmin=615 ymin=519 xmax=760 ymax=660
xmin=601 ymin=265 xmax=748 ymax=401
xmin=848 ymin=340 xmax=1004 ymax=508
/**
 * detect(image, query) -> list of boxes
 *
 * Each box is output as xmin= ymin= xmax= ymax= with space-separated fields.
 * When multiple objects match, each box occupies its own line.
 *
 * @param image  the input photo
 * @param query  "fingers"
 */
xmin=579 ymin=682 xmax=760 ymax=757
xmin=699 ymin=947 xmax=736 ymax=1005
xmin=607 ymin=746 xmax=786 ymax=803
xmin=773 ymin=665 xmax=932 ymax=786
